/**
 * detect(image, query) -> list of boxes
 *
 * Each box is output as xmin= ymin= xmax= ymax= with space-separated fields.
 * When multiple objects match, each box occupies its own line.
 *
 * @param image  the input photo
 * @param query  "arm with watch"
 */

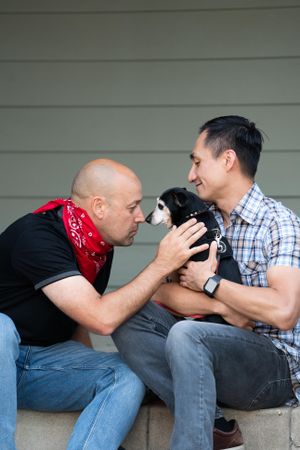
xmin=153 ymin=277 xmax=252 ymax=328
xmin=177 ymin=241 xmax=300 ymax=330
xmin=153 ymin=241 xmax=252 ymax=328
xmin=203 ymin=274 xmax=222 ymax=298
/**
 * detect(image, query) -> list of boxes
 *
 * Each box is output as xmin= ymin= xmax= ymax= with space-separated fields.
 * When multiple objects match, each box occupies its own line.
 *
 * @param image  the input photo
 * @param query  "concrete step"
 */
xmin=15 ymin=336 xmax=300 ymax=449
xmin=16 ymin=404 xmax=300 ymax=450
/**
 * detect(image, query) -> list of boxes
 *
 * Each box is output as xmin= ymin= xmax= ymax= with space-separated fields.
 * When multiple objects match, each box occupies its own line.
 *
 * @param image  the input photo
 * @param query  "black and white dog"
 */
xmin=146 ymin=187 xmax=242 ymax=324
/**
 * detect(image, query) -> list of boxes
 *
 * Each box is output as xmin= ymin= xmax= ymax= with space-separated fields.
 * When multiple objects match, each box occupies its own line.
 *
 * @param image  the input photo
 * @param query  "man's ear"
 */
xmin=92 ymin=196 xmax=106 ymax=219
xmin=223 ymin=149 xmax=237 ymax=171
xmin=172 ymin=191 xmax=187 ymax=207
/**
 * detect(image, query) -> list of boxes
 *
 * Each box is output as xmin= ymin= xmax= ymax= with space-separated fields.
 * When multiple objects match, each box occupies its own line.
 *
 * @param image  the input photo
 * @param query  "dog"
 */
xmin=146 ymin=187 xmax=242 ymax=325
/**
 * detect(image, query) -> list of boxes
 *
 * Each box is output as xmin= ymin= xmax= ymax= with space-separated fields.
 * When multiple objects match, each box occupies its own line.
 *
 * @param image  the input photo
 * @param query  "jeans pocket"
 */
xmin=152 ymin=318 xmax=172 ymax=337
xmin=248 ymin=377 xmax=294 ymax=410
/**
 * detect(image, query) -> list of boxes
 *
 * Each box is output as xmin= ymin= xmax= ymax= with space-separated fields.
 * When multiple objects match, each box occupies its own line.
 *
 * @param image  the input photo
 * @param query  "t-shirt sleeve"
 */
xmin=11 ymin=223 xmax=81 ymax=290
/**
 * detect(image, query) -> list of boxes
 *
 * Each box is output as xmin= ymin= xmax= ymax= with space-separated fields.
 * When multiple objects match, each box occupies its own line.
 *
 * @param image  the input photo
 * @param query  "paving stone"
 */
xmin=16 ymin=410 xmax=79 ymax=450
xmin=224 ymin=407 xmax=291 ymax=450
xmin=16 ymin=405 xmax=299 ymax=450
xmin=123 ymin=405 xmax=148 ymax=450
xmin=148 ymin=404 xmax=173 ymax=450
xmin=291 ymin=405 xmax=300 ymax=448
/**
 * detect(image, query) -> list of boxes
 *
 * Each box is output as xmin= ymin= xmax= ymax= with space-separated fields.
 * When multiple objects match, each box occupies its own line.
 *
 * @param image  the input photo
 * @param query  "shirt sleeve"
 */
xmin=266 ymin=213 xmax=300 ymax=269
xmin=11 ymin=221 xmax=81 ymax=290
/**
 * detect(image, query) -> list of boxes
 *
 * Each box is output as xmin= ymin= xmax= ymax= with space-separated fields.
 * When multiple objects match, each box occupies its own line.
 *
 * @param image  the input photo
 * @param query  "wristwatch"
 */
xmin=203 ymin=274 xmax=222 ymax=298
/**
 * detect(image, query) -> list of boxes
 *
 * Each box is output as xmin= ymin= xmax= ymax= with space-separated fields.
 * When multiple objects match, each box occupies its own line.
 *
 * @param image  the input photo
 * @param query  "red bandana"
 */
xmin=34 ymin=199 xmax=112 ymax=283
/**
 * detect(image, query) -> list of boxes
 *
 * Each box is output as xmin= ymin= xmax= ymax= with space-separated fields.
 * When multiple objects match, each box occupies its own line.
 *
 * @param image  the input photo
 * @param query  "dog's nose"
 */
xmin=145 ymin=212 xmax=153 ymax=224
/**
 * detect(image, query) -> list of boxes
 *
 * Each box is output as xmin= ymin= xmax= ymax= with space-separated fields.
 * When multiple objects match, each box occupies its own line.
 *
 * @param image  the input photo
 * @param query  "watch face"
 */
xmin=205 ymin=278 xmax=217 ymax=293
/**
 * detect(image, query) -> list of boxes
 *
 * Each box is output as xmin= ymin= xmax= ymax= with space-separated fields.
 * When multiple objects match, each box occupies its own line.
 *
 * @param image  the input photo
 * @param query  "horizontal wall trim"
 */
xmin=2 ymin=56 xmax=300 ymax=63
xmin=0 ymin=149 xmax=299 ymax=155
xmin=0 ymin=195 xmax=299 ymax=200
xmin=1 ymin=103 xmax=300 ymax=109
xmin=1 ymin=6 xmax=300 ymax=14
xmin=1 ymin=56 xmax=300 ymax=63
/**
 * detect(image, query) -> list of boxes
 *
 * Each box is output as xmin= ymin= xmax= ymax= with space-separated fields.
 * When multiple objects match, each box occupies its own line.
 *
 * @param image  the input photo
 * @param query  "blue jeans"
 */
xmin=0 ymin=313 xmax=145 ymax=450
xmin=112 ymin=301 xmax=295 ymax=450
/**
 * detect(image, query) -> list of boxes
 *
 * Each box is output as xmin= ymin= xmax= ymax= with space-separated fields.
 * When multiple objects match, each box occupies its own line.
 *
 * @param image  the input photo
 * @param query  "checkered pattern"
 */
xmin=210 ymin=183 xmax=300 ymax=403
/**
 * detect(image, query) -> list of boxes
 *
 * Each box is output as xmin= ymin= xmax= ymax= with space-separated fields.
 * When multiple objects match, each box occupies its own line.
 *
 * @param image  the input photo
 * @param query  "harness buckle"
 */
xmin=213 ymin=229 xmax=227 ymax=254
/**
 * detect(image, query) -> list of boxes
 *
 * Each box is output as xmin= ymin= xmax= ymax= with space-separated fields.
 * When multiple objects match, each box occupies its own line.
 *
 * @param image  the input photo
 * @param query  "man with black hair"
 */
xmin=113 ymin=116 xmax=300 ymax=450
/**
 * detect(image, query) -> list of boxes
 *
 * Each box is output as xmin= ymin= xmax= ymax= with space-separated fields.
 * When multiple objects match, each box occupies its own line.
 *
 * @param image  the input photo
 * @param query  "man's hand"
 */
xmin=178 ymin=240 xmax=218 ymax=291
xmin=154 ymin=219 xmax=209 ymax=275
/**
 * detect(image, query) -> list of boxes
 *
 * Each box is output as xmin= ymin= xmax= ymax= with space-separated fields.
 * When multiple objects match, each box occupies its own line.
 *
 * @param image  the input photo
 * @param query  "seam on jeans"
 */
xmin=82 ymin=368 xmax=116 ymax=449
xmin=198 ymin=340 xmax=205 ymax=449
xmin=248 ymin=377 xmax=292 ymax=409
xmin=196 ymin=330 xmax=276 ymax=352
xmin=21 ymin=365 xmax=116 ymax=371
xmin=16 ymin=346 xmax=32 ymax=388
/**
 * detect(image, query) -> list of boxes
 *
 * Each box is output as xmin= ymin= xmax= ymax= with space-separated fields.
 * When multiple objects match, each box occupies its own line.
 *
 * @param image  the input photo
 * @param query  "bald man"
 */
xmin=0 ymin=159 xmax=206 ymax=450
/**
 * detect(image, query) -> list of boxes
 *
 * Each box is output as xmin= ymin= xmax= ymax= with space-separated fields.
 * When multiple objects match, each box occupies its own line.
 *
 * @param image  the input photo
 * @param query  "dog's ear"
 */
xmin=172 ymin=191 xmax=187 ymax=207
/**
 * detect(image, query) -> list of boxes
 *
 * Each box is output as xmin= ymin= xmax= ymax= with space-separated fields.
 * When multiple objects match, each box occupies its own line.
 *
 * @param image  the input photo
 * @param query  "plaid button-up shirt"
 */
xmin=210 ymin=183 xmax=300 ymax=403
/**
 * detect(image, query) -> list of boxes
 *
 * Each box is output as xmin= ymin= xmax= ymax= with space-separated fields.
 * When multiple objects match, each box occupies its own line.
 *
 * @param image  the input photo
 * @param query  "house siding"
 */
xmin=0 ymin=0 xmax=299 ymax=288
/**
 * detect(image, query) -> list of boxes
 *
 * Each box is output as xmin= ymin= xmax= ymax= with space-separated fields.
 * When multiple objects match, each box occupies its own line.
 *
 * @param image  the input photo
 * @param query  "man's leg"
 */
xmin=0 ymin=313 xmax=20 ymax=450
xmin=112 ymin=302 xmax=228 ymax=423
xmin=165 ymin=320 xmax=294 ymax=450
xmin=112 ymin=301 xmax=179 ymax=412
xmin=17 ymin=341 xmax=145 ymax=450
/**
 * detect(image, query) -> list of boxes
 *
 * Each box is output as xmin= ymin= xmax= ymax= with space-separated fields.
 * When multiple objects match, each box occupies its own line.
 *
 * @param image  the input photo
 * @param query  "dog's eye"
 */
xmin=158 ymin=204 xmax=164 ymax=210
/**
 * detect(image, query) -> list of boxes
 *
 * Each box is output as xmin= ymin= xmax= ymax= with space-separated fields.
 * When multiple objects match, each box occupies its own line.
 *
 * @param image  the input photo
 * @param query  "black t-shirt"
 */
xmin=0 ymin=209 xmax=113 ymax=346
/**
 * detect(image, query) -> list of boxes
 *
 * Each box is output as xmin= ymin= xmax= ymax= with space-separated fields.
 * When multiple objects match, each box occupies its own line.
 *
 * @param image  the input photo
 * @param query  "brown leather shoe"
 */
xmin=213 ymin=420 xmax=245 ymax=450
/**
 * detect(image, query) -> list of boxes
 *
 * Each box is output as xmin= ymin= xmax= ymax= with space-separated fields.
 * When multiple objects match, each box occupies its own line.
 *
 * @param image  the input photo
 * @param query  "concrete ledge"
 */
xmin=16 ymin=405 xmax=299 ymax=450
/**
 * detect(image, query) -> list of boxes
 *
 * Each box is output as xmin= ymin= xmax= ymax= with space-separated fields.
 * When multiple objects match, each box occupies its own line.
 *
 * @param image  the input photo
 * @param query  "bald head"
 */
xmin=70 ymin=159 xmax=144 ymax=245
xmin=71 ymin=158 xmax=140 ymax=201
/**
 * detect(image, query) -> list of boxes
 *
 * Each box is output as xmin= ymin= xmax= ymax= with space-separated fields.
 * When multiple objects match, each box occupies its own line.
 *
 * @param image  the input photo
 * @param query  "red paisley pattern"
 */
xmin=34 ymin=199 xmax=112 ymax=283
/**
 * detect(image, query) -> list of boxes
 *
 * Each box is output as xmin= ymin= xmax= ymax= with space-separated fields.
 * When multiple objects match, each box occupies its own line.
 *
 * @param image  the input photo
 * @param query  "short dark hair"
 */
xmin=199 ymin=115 xmax=264 ymax=179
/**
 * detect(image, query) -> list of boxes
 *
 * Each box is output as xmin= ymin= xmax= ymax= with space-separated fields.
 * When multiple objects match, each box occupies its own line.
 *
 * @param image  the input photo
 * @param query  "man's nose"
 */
xmin=188 ymin=166 xmax=196 ymax=183
xmin=135 ymin=206 xmax=145 ymax=222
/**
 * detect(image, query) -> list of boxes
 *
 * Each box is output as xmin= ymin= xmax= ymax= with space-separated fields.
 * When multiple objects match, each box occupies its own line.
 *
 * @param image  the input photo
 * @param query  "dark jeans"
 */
xmin=112 ymin=301 xmax=294 ymax=450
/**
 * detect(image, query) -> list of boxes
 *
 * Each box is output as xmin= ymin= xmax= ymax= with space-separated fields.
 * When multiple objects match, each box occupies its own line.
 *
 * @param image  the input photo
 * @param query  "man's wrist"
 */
xmin=203 ymin=274 xmax=222 ymax=298
xmin=200 ymin=271 xmax=216 ymax=291
xmin=148 ymin=259 xmax=170 ymax=281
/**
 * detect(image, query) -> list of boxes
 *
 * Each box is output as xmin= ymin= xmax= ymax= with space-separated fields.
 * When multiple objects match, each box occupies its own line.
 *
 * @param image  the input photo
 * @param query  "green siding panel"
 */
xmin=0 ymin=9 xmax=300 ymax=60
xmin=0 ymin=151 xmax=299 ymax=198
xmin=1 ymin=106 xmax=300 ymax=152
xmin=0 ymin=196 xmax=299 ymax=237
xmin=2 ymin=1 xmax=300 ymax=13
xmin=1 ymin=59 xmax=300 ymax=106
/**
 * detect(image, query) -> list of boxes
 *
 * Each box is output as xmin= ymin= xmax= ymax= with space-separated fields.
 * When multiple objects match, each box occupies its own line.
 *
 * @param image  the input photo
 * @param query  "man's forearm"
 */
xmin=214 ymin=279 xmax=285 ymax=328
xmin=153 ymin=282 xmax=220 ymax=316
xmin=43 ymin=220 xmax=211 ymax=336
xmin=98 ymin=260 xmax=171 ymax=333
xmin=213 ymin=266 xmax=300 ymax=330
xmin=153 ymin=282 xmax=254 ymax=329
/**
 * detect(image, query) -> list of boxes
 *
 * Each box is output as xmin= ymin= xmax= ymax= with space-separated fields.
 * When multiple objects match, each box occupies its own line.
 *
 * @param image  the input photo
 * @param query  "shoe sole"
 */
xmin=222 ymin=445 xmax=245 ymax=450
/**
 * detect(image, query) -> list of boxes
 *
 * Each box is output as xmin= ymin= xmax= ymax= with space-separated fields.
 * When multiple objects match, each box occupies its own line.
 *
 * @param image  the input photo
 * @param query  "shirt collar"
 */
xmin=233 ymin=182 xmax=264 ymax=224
xmin=208 ymin=182 xmax=264 ymax=225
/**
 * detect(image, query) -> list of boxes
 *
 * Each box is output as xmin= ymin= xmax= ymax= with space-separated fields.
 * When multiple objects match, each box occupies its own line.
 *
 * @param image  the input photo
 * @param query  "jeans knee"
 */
xmin=94 ymin=362 xmax=145 ymax=403
xmin=0 ymin=314 xmax=19 ymax=346
xmin=117 ymin=365 xmax=145 ymax=399
xmin=166 ymin=320 xmax=198 ymax=357
xmin=0 ymin=314 xmax=20 ymax=362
